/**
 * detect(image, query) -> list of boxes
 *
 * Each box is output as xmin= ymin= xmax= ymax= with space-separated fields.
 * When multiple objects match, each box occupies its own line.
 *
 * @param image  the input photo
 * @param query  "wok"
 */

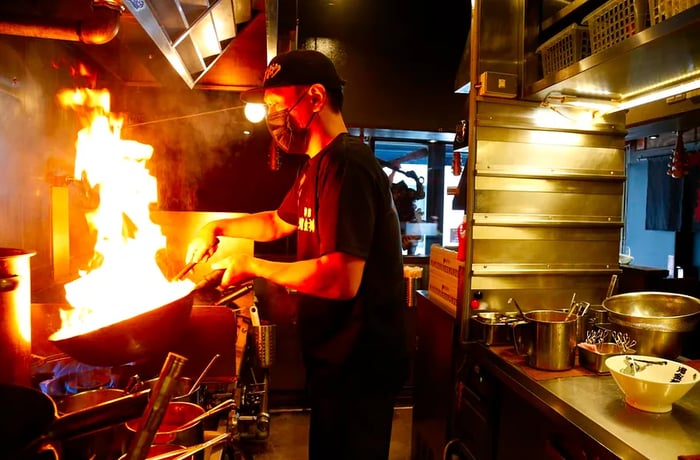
xmin=49 ymin=292 xmax=194 ymax=367
xmin=0 ymin=383 xmax=149 ymax=460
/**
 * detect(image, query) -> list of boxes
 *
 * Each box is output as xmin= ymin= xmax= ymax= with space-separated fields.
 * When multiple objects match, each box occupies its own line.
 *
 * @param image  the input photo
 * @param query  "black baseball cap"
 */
xmin=240 ymin=49 xmax=345 ymax=103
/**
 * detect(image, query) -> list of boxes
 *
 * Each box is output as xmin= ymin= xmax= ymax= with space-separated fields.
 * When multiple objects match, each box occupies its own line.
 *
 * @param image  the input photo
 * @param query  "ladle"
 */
xmin=565 ymin=293 xmax=578 ymax=321
xmin=606 ymin=274 xmax=618 ymax=299
xmin=171 ymin=399 xmax=235 ymax=432
xmin=507 ymin=297 xmax=526 ymax=320
xmin=182 ymin=353 xmax=220 ymax=398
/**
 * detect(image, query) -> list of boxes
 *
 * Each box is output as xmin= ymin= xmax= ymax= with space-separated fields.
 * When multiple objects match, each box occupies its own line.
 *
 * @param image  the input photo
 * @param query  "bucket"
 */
xmin=512 ymin=310 xmax=578 ymax=371
xmin=0 ymin=248 xmax=35 ymax=386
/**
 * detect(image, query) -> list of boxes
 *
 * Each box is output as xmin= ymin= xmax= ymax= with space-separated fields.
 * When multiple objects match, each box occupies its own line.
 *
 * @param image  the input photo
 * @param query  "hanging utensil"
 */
xmin=606 ymin=274 xmax=618 ymax=299
xmin=565 ymin=293 xmax=578 ymax=321
xmin=182 ymin=353 xmax=220 ymax=399
xmin=507 ymin=297 xmax=526 ymax=320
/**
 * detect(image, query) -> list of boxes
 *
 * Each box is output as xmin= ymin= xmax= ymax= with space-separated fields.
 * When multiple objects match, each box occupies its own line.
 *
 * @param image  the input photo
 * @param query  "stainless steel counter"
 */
xmin=472 ymin=342 xmax=700 ymax=459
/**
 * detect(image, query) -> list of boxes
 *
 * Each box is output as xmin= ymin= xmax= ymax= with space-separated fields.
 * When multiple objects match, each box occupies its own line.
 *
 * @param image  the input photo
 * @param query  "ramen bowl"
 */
xmin=605 ymin=354 xmax=699 ymax=413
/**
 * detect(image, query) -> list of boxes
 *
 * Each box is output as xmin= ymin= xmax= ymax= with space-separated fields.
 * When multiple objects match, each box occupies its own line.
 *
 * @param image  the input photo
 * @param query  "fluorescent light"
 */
xmin=614 ymin=77 xmax=700 ymax=111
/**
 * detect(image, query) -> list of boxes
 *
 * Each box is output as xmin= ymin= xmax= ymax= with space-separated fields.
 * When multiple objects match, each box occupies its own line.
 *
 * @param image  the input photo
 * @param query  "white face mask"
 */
xmin=265 ymin=90 xmax=316 ymax=154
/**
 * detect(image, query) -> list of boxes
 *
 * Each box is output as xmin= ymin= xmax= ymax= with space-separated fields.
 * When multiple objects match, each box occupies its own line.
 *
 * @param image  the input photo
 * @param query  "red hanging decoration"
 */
xmin=667 ymin=131 xmax=688 ymax=179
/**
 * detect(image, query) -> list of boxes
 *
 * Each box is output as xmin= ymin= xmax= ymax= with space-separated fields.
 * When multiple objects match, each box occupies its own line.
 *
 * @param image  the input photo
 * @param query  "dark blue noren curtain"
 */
xmin=645 ymin=156 xmax=683 ymax=231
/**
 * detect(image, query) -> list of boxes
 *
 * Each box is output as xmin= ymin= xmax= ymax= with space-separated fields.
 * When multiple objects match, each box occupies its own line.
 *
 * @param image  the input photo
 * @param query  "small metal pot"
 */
xmin=57 ymin=388 xmax=130 ymax=460
xmin=512 ymin=310 xmax=578 ymax=371
xmin=126 ymin=402 xmax=205 ymax=453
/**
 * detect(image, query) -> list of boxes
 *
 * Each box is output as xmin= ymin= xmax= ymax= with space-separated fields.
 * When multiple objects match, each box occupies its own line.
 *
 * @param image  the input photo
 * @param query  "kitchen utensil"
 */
xmin=585 ymin=328 xmax=609 ymax=344
xmin=602 ymin=291 xmax=700 ymax=358
xmin=49 ymin=292 xmax=194 ymax=366
xmin=0 ymin=383 xmax=150 ymax=459
xmin=126 ymin=400 xmax=232 ymax=451
xmin=605 ymin=274 xmax=618 ymax=299
xmin=507 ymin=297 xmax=526 ymax=320
xmin=171 ymin=262 xmax=197 ymax=282
xmin=565 ymin=293 xmax=577 ymax=321
xmin=577 ymin=342 xmax=630 ymax=374
xmin=140 ymin=353 xmax=220 ymax=404
xmin=170 ymin=399 xmax=235 ymax=432
xmin=118 ymin=432 xmax=231 ymax=460
xmin=185 ymin=353 xmax=220 ymax=398
xmin=606 ymin=354 xmax=699 ymax=413
xmin=125 ymin=352 xmax=188 ymax=460
xmin=55 ymin=388 xmax=130 ymax=459
xmin=0 ymin=247 xmax=35 ymax=386
xmin=470 ymin=311 xmax=521 ymax=346
xmin=512 ymin=309 xmax=578 ymax=371
xmin=215 ymin=282 xmax=254 ymax=306
xmin=171 ymin=432 xmax=231 ymax=460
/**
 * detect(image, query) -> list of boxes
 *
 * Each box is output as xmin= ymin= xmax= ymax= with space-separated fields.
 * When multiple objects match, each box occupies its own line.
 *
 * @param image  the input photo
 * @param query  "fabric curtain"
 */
xmin=645 ymin=156 xmax=684 ymax=231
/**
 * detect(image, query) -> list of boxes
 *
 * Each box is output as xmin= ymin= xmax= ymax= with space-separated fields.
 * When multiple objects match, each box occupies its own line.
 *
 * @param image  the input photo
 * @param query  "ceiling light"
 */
xmin=244 ymin=103 xmax=266 ymax=123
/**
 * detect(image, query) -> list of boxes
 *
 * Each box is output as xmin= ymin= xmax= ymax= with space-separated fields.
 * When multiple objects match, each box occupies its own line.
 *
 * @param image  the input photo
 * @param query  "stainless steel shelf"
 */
xmin=525 ymin=4 xmax=700 ymax=102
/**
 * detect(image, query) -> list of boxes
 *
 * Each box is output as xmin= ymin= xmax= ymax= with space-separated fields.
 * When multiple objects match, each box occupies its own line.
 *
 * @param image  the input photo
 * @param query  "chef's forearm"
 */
xmin=211 ymin=211 xmax=293 ymax=242
xmin=250 ymin=254 xmax=363 ymax=300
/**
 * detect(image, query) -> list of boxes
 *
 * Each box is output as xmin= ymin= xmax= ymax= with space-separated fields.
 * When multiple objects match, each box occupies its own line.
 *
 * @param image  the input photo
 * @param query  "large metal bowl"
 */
xmin=602 ymin=291 xmax=700 ymax=358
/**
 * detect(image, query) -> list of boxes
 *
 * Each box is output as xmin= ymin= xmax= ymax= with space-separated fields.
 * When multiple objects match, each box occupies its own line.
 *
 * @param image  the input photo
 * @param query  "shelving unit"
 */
xmin=525 ymin=3 xmax=700 ymax=103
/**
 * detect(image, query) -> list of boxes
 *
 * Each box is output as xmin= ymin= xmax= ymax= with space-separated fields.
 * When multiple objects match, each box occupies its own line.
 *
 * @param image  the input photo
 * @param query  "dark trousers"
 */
xmin=308 ymin=387 xmax=398 ymax=460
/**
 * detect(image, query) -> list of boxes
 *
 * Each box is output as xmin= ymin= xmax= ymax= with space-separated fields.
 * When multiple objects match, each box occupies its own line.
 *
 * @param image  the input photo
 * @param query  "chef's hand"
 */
xmin=186 ymin=231 xmax=220 ymax=264
xmin=212 ymin=254 xmax=255 ymax=289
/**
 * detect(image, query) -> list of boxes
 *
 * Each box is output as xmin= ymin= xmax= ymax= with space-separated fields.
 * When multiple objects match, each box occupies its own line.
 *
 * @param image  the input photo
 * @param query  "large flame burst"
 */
xmin=51 ymin=88 xmax=193 ymax=340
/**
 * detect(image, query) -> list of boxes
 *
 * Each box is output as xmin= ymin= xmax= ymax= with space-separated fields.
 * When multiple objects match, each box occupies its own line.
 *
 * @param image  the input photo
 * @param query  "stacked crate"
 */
xmin=428 ymin=245 xmax=464 ymax=313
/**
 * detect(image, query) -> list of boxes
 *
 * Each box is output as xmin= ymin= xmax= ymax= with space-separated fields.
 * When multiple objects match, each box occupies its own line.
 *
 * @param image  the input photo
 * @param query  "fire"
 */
xmin=50 ymin=88 xmax=193 ymax=340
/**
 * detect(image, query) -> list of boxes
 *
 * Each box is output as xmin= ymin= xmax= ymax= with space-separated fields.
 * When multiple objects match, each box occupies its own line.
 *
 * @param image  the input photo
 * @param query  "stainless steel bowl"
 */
xmin=602 ymin=292 xmax=700 ymax=358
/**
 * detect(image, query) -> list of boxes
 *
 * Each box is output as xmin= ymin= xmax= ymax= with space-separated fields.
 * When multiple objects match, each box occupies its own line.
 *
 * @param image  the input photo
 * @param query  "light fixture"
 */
xmin=244 ymin=103 xmax=266 ymax=123
xmin=541 ymin=90 xmax=621 ymax=113
xmin=614 ymin=77 xmax=700 ymax=112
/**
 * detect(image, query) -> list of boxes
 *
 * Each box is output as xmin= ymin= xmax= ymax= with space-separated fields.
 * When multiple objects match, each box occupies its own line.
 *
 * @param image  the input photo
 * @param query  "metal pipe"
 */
xmin=0 ymin=0 xmax=122 ymax=45
xmin=125 ymin=352 xmax=188 ymax=460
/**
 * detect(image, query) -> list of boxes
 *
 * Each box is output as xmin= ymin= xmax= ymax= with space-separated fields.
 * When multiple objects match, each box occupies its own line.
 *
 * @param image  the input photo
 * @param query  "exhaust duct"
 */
xmin=0 ymin=0 xmax=122 ymax=45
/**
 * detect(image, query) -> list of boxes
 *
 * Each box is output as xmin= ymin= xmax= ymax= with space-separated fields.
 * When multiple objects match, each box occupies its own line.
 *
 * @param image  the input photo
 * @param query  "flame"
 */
xmin=50 ymin=88 xmax=193 ymax=340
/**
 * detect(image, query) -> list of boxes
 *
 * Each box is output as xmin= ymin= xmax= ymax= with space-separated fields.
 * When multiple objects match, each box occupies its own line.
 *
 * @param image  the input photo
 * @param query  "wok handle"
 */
xmin=47 ymin=390 xmax=150 ymax=440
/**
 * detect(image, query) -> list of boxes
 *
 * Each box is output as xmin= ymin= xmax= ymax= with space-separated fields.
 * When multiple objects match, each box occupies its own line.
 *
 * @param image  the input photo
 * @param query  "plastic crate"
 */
xmin=536 ymin=24 xmax=591 ymax=77
xmin=583 ymin=0 xmax=649 ymax=54
xmin=648 ymin=0 xmax=700 ymax=24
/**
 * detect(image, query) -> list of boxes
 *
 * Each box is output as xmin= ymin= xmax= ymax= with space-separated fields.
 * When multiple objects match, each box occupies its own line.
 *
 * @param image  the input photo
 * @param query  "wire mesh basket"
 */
xmin=536 ymin=24 xmax=591 ymax=77
xmin=648 ymin=0 xmax=700 ymax=24
xmin=583 ymin=0 xmax=650 ymax=54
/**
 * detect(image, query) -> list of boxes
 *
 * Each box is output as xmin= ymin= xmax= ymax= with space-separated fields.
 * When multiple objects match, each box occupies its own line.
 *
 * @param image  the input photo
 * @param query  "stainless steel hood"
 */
xmin=523 ymin=3 xmax=700 ymax=129
xmin=123 ymin=0 xmax=261 ymax=88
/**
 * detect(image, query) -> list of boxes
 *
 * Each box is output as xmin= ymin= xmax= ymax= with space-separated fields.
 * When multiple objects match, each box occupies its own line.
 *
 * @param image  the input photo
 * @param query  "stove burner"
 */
xmin=64 ymin=371 xmax=112 ymax=394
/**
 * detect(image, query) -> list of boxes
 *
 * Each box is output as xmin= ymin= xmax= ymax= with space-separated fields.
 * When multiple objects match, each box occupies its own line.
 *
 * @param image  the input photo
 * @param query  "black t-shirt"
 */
xmin=277 ymin=133 xmax=409 ymax=393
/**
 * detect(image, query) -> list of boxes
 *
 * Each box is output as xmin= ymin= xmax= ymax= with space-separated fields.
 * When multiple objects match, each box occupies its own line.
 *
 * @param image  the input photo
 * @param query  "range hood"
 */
xmin=0 ymin=0 xmax=281 ymax=90
xmin=123 ymin=0 xmax=276 ymax=89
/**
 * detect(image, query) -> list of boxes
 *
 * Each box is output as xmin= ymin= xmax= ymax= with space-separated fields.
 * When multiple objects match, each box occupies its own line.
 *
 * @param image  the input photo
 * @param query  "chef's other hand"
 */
xmin=186 ymin=233 xmax=220 ymax=264
xmin=212 ymin=254 xmax=255 ymax=289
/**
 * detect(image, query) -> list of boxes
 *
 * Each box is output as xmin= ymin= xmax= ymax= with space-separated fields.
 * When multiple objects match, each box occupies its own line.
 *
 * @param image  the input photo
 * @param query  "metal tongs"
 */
xmin=171 ymin=262 xmax=197 ymax=282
